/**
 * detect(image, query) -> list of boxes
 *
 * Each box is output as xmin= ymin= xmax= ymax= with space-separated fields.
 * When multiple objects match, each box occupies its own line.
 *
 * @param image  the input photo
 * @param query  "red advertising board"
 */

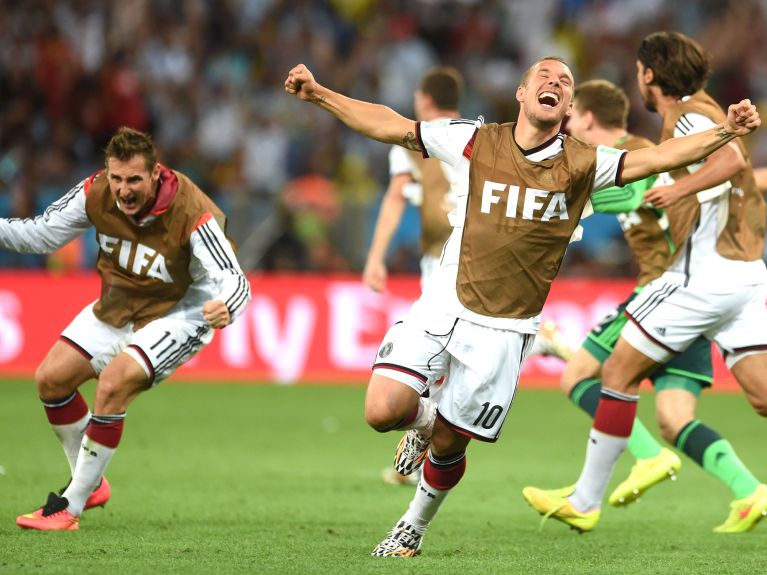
xmin=0 ymin=271 xmax=737 ymax=389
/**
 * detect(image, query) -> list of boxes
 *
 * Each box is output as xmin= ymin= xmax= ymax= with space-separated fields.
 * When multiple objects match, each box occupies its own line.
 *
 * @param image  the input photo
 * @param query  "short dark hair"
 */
xmin=574 ymin=79 xmax=629 ymax=129
xmin=105 ymin=127 xmax=158 ymax=172
xmin=419 ymin=66 xmax=464 ymax=110
xmin=637 ymin=31 xmax=711 ymax=98
xmin=520 ymin=56 xmax=572 ymax=86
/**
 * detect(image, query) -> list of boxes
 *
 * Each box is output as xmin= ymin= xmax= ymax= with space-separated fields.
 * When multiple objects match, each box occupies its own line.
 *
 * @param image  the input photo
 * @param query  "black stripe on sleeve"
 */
xmin=196 ymin=223 xmax=227 ymax=270
xmin=201 ymin=222 xmax=235 ymax=269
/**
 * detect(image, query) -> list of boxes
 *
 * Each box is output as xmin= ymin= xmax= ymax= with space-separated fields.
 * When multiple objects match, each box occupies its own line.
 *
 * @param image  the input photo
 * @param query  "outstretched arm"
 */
xmin=643 ymin=143 xmax=745 ymax=208
xmin=0 ymin=180 xmax=91 ymax=253
xmin=285 ymin=64 xmax=421 ymax=151
xmin=621 ymin=99 xmax=759 ymax=184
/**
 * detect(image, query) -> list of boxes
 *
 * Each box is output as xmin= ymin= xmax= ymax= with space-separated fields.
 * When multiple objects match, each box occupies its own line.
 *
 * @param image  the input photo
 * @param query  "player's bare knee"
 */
xmin=559 ymin=371 xmax=579 ymax=395
xmin=600 ymin=358 xmax=623 ymax=392
xmin=656 ymin=415 xmax=678 ymax=444
xmin=34 ymin=363 xmax=69 ymax=400
xmin=364 ymin=402 xmax=401 ymax=432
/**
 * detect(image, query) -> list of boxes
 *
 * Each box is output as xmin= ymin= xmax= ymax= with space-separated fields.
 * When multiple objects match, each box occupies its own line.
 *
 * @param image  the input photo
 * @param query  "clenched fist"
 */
xmin=203 ymin=300 xmax=230 ymax=329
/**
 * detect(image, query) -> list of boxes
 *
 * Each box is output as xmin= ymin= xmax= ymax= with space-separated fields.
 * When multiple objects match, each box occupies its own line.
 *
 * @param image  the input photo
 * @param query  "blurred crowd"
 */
xmin=2 ymin=0 xmax=767 ymax=276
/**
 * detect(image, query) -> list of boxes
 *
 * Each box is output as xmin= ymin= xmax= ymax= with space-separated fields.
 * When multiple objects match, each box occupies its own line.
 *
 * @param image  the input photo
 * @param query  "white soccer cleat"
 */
xmin=371 ymin=520 xmax=424 ymax=557
xmin=530 ymin=320 xmax=573 ymax=361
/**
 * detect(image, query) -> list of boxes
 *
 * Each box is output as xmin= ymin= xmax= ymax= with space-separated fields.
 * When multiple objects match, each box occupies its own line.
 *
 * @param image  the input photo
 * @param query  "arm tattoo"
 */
xmin=714 ymin=126 xmax=734 ymax=141
xmin=310 ymin=94 xmax=326 ymax=106
xmin=402 ymin=131 xmax=422 ymax=151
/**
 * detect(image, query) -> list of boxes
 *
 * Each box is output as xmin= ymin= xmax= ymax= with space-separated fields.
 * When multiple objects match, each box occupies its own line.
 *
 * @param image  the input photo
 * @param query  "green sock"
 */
xmin=568 ymin=377 xmax=661 ymax=460
xmin=676 ymin=420 xmax=760 ymax=499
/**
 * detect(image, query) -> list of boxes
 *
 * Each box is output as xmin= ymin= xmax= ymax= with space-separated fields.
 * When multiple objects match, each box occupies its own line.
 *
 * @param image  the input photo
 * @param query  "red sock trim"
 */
xmin=44 ymin=391 xmax=89 ymax=425
xmin=86 ymin=419 xmax=124 ymax=448
xmin=423 ymin=455 xmax=466 ymax=491
xmin=593 ymin=396 xmax=637 ymax=437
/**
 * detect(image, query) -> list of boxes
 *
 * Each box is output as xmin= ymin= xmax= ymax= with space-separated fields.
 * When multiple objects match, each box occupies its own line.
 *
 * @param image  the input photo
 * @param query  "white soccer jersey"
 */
xmin=410 ymin=118 xmax=625 ymax=332
xmin=0 ymin=180 xmax=250 ymax=324
xmin=666 ymin=107 xmax=767 ymax=289
xmin=388 ymin=146 xmax=418 ymax=178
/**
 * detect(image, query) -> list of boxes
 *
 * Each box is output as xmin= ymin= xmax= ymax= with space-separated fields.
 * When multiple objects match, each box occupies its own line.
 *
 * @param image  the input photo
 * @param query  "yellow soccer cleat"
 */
xmin=713 ymin=484 xmax=767 ymax=533
xmin=522 ymin=485 xmax=600 ymax=533
xmin=608 ymin=447 xmax=681 ymax=507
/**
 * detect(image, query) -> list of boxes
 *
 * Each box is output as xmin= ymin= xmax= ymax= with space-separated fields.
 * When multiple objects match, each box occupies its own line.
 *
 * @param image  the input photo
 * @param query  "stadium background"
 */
xmin=1 ymin=0 xmax=765 ymax=386
xmin=3 ymin=2 xmax=767 ymax=573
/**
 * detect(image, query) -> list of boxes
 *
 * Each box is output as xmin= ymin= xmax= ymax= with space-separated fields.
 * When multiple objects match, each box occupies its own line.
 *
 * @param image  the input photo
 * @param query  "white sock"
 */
xmin=407 ymin=397 xmax=437 ymax=436
xmin=63 ymin=435 xmax=116 ymax=516
xmin=401 ymin=474 xmax=450 ymax=532
xmin=569 ymin=429 xmax=628 ymax=512
xmin=51 ymin=413 xmax=91 ymax=475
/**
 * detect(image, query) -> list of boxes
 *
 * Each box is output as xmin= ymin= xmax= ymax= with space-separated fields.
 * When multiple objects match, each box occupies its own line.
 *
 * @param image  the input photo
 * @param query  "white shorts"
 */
xmin=623 ymin=276 xmax=767 ymax=368
xmin=61 ymin=301 xmax=214 ymax=386
xmin=372 ymin=312 xmax=534 ymax=442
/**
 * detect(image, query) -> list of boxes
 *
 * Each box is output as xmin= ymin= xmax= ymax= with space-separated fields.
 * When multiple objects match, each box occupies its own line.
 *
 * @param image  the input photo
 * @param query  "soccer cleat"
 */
xmin=530 ymin=320 xmax=573 ymax=361
xmin=608 ymin=447 xmax=681 ymax=507
xmin=713 ymin=483 xmax=767 ymax=533
xmin=381 ymin=467 xmax=421 ymax=486
xmin=393 ymin=400 xmax=437 ymax=476
xmin=394 ymin=430 xmax=431 ymax=475
xmin=85 ymin=476 xmax=111 ymax=510
xmin=16 ymin=492 xmax=79 ymax=531
xmin=371 ymin=520 xmax=424 ymax=557
xmin=522 ymin=485 xmax=600 ymax=533
xmin=58 ymin=476 xmax=111 ymax=511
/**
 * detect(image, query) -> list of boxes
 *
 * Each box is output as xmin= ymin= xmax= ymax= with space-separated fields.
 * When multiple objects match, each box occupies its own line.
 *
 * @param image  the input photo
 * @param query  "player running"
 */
xmin=525 ymin=31 xmax=767 ymax=535
xmin=8 ymin=127 xmax=250 ymax=531
xmin=285 ymin=56 xmax=759 ymax=556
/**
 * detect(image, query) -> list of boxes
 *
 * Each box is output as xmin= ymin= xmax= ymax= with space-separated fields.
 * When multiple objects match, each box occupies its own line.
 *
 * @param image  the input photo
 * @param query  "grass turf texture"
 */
xmin=1 ymin=380 xmax=764 ymax=574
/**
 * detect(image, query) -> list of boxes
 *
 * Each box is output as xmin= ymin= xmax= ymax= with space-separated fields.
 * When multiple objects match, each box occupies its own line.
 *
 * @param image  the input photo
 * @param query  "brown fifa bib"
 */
xmin=407 ymin=151 xmax=453 ymax=257
xmin=615 ymin=134 xmax=673 ymax=285
xmin=457 ymin=123 xmax=597 ymax=318
xmin=85 ymin=168 xmax=229 ymax=329
xmin=660 ymin=92 xmax=765 ymax=263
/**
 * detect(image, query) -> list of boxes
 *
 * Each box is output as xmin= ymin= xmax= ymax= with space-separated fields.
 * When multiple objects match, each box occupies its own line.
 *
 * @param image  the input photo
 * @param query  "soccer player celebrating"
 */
xmin=526 ymin=32 xmax=767 ymax=534
xmin=524 ymin=78 xmax=765 ymax=518
xmin=285 ymin=57 xmax=759 ymax=556
xmin=368 ymin=67 xmax=571 ymax=488
xmin=364 ymin=66 xmax=463 ymax=487
xmin=9 ymin=127 xmax=251 ymax=531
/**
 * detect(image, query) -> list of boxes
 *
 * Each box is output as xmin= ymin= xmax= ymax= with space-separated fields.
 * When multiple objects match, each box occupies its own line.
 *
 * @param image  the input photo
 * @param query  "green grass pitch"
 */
xmin=1 ymin=379 xmax=764 ymax=574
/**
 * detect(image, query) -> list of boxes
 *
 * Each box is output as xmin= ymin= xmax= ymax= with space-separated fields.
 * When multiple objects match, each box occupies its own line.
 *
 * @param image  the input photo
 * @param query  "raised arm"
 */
xmin=285 ymin=64 xmax=421 ymax=151
xmin=621 ymin=99 xmax=760 ymax=184
xmin=643 ymin=143 xmax=745 ymax=208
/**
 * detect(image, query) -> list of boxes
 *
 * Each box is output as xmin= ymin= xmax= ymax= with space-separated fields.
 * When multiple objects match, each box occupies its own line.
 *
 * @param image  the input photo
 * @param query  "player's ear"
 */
xmin=515 ymin=84 xmax=525 ymax=104
xmin=565 ymin=100 xmax=573 ymax=117
xmin=151 ymin=163 xmax=162 ymax=180
xmin=643 ymin=66 xmax=654 ymax=85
